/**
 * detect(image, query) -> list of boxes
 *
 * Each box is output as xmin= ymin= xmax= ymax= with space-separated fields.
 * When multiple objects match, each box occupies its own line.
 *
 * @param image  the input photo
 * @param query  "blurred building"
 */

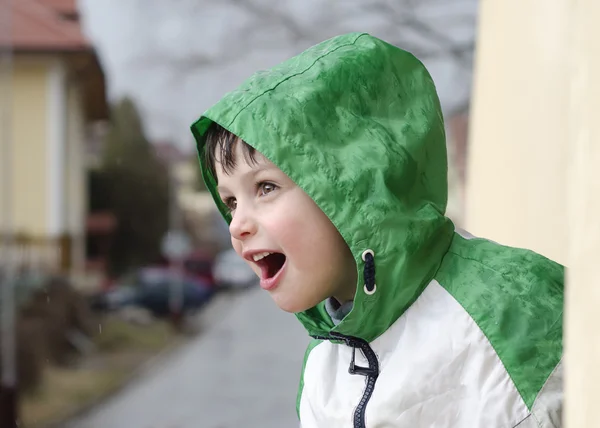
xmin=445 ymin=110 xmax=470 ymax=227
xmin=0 ymin=0 xmax=108 ymax=274
xmin=153 ymin=141 xmax=226 ymax=252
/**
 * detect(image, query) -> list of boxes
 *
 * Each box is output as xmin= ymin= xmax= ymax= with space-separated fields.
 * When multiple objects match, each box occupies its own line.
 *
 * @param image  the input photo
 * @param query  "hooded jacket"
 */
xmin=191 ymin=33 xmax=564 ymax=428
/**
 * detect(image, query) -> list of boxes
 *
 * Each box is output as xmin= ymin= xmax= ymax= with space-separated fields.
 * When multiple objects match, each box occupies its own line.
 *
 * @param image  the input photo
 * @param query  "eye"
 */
xmin=223 ymin=197 xmax=237 ymax=212
xmin=258 ymin=182 xmax=278 ymax=196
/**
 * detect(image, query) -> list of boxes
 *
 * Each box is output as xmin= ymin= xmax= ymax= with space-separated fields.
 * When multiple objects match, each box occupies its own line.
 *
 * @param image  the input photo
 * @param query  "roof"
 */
xmin=40 ymin=0 xmax=79 ymax=16
xmin=153 ymin=142 xmax=188 ymax=166
xmin=1 ymin=0 xmax=90 ymax=51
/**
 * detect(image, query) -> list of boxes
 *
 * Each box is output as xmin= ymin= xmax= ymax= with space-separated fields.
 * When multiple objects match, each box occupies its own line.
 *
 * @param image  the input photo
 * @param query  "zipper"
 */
xmin=313 ymin=333 xmax=380 ymax=428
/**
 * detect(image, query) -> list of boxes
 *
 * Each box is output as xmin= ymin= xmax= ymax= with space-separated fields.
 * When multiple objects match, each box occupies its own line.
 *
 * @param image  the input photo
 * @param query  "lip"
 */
xmin=241 ymin=249 xmax=286 ymax=291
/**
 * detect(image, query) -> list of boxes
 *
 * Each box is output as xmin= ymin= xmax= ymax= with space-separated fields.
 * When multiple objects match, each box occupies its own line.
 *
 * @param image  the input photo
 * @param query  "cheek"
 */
xmin=231 ymin=237 xmax=243 ymax=256
xmin=273 ymin=200 xmax=345 ymax=265
xmin=268 ymin=206 xmax=313 ymax=249
xmin=231 ymin=236 xmax=260 ymax=276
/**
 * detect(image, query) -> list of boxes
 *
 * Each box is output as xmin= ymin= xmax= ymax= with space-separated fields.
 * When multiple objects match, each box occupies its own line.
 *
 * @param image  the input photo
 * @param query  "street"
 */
xmin=66 ymin=287 xmax=308 ymax=428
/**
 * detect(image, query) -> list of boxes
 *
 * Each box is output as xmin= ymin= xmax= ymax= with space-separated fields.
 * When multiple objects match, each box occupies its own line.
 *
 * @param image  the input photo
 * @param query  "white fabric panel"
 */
xmin=518 ymin=361 xmax=562 ymax=427
xmin=300 ymin=281 xmax=530 ymax=427
xmin=455 ymin=227 xmax=478 ymax=240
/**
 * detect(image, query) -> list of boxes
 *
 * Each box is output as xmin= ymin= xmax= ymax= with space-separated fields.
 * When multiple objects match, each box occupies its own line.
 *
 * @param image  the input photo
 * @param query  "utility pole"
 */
xmin=162 ymin=161 xmax=190 ymax=332
xmin=0 ymin=0 xmax=18 ymax=426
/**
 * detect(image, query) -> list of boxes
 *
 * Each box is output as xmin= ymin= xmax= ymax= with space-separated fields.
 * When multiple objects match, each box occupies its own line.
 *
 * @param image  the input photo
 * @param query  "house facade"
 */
xmin=0 ymin=0 xmax=107 ymax=273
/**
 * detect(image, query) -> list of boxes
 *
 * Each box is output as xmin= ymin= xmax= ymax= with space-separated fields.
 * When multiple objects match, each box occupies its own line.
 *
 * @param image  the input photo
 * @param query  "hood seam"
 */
xmin=224 ymin=33 xmax=369 ymax=129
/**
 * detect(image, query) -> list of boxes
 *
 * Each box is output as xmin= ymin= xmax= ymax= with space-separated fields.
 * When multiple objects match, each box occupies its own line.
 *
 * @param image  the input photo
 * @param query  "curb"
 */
xmin=37 ymin=332 xmax=185 ymax=428
xmin=34 ymin=294 xmax=227 ymax=428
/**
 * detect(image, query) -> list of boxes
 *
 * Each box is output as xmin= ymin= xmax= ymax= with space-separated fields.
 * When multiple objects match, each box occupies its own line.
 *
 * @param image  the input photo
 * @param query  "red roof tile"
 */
xmin=1 ymin=0 xmax=90 ymax=51
xmin=40 ymin=0 xmax=78 ymax=15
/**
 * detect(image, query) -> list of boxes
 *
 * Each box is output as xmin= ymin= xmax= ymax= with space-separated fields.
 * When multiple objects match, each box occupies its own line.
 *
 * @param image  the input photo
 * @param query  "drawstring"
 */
xmin=317 ymin=332 xmax=379 ymax=378
xmin=362 ymin=249 xmax=376 ymax=295
xmin=312 ymin=332 xmax=380 ymax=428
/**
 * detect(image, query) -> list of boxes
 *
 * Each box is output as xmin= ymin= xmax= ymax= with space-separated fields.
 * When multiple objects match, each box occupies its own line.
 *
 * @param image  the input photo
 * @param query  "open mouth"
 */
xmin=254 ymin=252 xmax=287 ymax=279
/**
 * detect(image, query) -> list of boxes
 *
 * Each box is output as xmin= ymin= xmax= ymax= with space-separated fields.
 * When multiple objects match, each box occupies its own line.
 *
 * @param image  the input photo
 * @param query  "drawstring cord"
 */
xmin=362 ymin=249 xmax=376 ymax=295
xmin=312 ymin=332 xmax=379 ymax=378
xmin=308 ymin=248 xmax=380 ymax=426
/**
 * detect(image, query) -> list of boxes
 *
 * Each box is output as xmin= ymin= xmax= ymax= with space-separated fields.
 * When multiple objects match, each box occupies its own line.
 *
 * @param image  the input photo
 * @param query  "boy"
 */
xmin=190 ymin=33 xmax=563 ymax=427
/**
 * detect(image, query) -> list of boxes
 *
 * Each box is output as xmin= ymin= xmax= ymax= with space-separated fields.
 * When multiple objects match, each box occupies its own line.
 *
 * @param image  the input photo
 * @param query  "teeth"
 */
xmin=252 ymin=252 xmax=273 ymax=262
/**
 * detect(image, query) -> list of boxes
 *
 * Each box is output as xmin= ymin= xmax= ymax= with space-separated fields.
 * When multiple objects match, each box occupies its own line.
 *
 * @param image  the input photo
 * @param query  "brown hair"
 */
xmin=203 ymin=122 xmax=257 ymax=180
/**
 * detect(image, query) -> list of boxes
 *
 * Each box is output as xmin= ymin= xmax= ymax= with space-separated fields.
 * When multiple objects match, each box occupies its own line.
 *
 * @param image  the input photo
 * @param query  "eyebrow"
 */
xmin=216 ymin=163 xmax=273 ymax=194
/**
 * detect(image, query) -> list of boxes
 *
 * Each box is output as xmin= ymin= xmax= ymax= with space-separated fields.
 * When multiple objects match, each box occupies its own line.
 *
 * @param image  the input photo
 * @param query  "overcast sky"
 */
xmin=79 ymin=0 xmax=477 ymax=151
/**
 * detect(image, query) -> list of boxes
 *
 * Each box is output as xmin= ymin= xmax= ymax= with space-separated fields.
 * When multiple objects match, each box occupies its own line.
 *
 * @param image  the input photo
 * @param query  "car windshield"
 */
xmin=139 ymin=268 xmax=171 ymax=285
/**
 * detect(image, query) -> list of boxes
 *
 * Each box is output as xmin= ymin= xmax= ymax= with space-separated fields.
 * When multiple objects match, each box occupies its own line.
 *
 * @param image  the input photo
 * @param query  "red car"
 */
xmin=180 ymin=250 xmax=216 ymax=289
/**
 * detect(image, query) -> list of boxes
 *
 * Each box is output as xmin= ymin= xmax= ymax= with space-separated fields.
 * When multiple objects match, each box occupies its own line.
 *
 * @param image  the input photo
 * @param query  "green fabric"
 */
xmin=435 ymin=233 xmax=564 ymax=409
xmin=191 ymin=32 xmax=454 ymax=342
xmin=296 ymin=338 xmax=323 ymax=419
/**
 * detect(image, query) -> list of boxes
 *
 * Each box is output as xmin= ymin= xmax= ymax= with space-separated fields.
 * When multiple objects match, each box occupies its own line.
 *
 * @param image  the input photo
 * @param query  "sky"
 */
xmin=78 ymin=0 xmax=477 ymax=151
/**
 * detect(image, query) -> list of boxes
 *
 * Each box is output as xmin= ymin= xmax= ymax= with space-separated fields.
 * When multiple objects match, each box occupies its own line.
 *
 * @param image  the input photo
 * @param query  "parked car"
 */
xmin=213 ymin=248 xmax=257 ymax=289
xmin=135 ymin=267 xmax=214 ymax=317
xmin=90 ymin=267 xmax=214 ymax=317
xmin=89 ymin=284 xmax=138 ymax=312
xmin=155 ymin=250 xmax=217 ymax=290
xmin=181 ymin=250 xmax=216 ymax=288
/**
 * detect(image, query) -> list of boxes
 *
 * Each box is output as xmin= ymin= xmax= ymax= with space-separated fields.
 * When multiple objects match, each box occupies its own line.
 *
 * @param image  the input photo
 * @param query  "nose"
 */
xmin=229 ymin=205 xmax=257 ymax=241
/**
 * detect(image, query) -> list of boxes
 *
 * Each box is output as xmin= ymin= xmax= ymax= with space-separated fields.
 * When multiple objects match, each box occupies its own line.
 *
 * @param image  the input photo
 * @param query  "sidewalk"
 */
xmin=65 ymin=287 xmax=308 ymax=428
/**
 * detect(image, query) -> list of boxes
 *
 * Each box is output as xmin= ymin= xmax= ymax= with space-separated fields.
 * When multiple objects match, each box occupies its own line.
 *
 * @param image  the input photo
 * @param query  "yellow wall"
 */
xmin=0 ymin=59 xmax=8 ymax=233
xmin=10 ymin=58 xmax=50 ymax=236
xmin=66 ymin=82 xmax=86 ymax=272
xmin=0 ymin=53 xmax=100 ymax=273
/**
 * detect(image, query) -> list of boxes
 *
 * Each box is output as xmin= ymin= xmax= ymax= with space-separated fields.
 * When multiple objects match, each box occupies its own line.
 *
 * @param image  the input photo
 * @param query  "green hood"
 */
xmin=191 ymin=32 xmax=454 ymax=342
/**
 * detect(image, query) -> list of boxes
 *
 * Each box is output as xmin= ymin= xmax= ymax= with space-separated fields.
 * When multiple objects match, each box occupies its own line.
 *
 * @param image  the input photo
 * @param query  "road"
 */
xmin=66 ymin=287 xmax=308 ymax=428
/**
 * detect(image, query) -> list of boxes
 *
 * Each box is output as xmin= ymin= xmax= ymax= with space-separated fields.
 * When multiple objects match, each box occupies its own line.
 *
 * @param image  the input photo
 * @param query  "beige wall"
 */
xmin=466 ymin=0 xmax=571 ymax=265
xmin=564 ymin=0 xmax=600 ymax=426
xmin=469 ymin=0 xmax=600 ymax=426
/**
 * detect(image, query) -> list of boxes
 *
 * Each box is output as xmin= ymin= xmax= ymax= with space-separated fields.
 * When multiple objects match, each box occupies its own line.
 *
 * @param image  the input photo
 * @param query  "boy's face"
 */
xmin=215 ymin=142 xmax=357 ymax=313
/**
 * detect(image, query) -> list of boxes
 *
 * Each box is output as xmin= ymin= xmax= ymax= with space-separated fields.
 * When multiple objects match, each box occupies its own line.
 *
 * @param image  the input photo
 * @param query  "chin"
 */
xmin=273 ymin=298 xmax=306 ymax=314
xmin=271 ymin=292 xmax=317 ymax=314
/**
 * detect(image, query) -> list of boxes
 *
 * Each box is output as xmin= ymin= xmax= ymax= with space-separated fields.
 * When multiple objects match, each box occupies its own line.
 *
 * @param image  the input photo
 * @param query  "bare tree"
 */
xmin=84 ymin=0 xmax=477 ymax=143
